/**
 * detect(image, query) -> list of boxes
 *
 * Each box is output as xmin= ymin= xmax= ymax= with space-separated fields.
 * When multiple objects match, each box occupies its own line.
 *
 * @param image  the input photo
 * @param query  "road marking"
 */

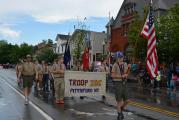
xmin=129 ymin=101 xmax=179 ymax=118
xmin=68 ymin=108 xmax=118 ymax=116
xmin=0 ymin=78 xmax=54 ymax=120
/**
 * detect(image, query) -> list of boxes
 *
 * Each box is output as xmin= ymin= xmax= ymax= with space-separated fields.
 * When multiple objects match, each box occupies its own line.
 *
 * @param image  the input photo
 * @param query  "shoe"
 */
xmin=24 ymin=98 xmax=29 ymax=105
xmin=45 ymin=91 xmax=50 ymax=93
xmin=18 ymin=82 xmax=21 ymax=87
xmin=80 ymin=96 xmax=84 ymax=99
xmin=121 ymin=108 xmax=124 ymax=119
xmin=121 ymin=112 xmax=124 ymax=119
xmin=55 ymin=100 xmax=60 ymax=104
xmin=59 ymin=100 xmax=64 ymax=104
xmin=117 ymin=113 xmax=124 ymax=120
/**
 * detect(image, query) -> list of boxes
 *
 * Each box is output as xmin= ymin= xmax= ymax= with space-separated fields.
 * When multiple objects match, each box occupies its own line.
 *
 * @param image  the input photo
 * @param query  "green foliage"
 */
xmin=0 ymin=41 xmax=34 ymax=63
xmin=156 ymin=5 xmax=179 ymax=63
xmin=36 ymin=48 xmax=58 ymax=63
xmin=47 ymin=39 xmax=53 ymax=45
xmin=0 ymin=40 xmax=7 ymax=47
xmin=128 ymin=5 xmax=179 ymax=64
xmin=72 ymin=30 xmax=86 ymax=60
xmin=19 ymin=43 xmax=34 ymax=58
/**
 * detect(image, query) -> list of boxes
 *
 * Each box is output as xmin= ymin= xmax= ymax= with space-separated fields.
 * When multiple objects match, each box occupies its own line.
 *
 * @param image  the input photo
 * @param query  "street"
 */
xmin=0 ymin=69 xmax=178 ymax=120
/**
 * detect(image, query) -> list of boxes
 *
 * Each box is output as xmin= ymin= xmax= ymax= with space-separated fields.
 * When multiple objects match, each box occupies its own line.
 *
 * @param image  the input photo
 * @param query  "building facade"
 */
xmin=108 ymin=0 xmax=179 ymax=52
xmin=70 ymin=29 xmax=107 ymax=64
xmin=54 ymin=34 xmax=70 ymax=55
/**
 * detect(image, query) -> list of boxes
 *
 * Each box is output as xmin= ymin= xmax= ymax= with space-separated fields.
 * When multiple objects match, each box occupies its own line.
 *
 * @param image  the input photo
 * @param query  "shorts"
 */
xmin=23 ymin=75 xmax=34 ymax=88
xmin=114 ymin=81 xmax=128 ymax=102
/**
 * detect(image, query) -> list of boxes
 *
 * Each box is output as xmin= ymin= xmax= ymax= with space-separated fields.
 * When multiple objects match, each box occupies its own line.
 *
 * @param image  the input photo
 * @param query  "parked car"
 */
xmin=3 ymin=64 xmax=9 ymax=69
xmin=0 ymin=64 xmax=3 ymax=69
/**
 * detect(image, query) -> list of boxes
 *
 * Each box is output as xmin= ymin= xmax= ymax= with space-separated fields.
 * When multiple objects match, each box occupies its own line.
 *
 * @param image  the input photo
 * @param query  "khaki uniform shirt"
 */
xmin=42 ymin=65 xmax=49 ymax=74
xmin=35 ymin=64 xmax=43 ymax=74
xmin=99 ymin=65 xmax=109 ymax=73
xmin=112 ymin=62 xmax=128 ymax=81
xmin=73 ymin=65 xmax=82 ymax=71
xmin=22 ymin=62 xmax=36 ymax=76
xmin=15 ymin=64 xmax=23 ymax=77
xmin=52 ymin=63 xmax=66 ymax=78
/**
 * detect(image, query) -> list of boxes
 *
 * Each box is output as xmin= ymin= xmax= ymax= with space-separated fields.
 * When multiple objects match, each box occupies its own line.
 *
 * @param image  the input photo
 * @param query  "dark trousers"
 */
xmin=43 ymin=74 xmax=49 ymax=92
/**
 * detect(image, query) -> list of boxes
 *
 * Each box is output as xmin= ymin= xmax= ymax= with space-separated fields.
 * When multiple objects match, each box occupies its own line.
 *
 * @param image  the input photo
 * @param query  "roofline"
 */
xmin=55 ymin=34 xmax=71 ymax=41
xmin=112 ymin=0 xmax=126 ymax=27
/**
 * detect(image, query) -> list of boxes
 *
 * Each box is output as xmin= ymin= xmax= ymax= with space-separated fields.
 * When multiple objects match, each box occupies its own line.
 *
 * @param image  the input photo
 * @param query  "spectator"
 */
xmin=170 ymin=71 xmax=178 ymax=92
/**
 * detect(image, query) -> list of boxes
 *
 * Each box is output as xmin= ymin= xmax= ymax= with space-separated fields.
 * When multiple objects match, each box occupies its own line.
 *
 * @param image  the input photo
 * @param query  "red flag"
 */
xmin=82 ymin=48 xmax=89 ymax=71
xmin=141 ymin=5 xmax=158 ymax=79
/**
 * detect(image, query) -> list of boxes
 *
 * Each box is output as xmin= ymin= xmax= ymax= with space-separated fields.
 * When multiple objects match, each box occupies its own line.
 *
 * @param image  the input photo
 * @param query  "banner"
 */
xmin=64 ymin=71 xmax=106 ymax=97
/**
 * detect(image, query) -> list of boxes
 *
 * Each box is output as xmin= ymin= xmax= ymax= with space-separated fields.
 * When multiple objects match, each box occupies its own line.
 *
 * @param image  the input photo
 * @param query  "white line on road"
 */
xmin=1 ymin=78 xmax=54 ymax=120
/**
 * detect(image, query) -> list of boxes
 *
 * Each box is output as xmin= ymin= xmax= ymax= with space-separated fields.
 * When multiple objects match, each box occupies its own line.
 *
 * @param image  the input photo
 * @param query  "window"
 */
xmin=124 ymin=3 xmax=136 ymax=16
xmin=58 ymin=46 xmax=60 ymax=53
xmin=61 ymin=45 xmax=63 ymax=52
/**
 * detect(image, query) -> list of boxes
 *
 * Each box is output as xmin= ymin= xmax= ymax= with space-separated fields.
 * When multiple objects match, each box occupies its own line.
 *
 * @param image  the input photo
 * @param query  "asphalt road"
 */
xmin=0 ymin=69 xmax=177 ymax=120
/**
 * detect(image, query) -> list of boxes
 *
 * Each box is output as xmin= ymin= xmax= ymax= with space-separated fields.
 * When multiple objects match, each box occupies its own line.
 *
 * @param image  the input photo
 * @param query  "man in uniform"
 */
xmin=51 ymin=57 xmax=65 ymax=104
xmin=111 ymin=52 xmax=130 ymax=120
xmin=18 ymin=54 xmax=38 ymax=105
xmin=34 ymin=60 xmax=43 ymax=91
xmin=73 ymin=61 xmax=82 ymax=71
xmin=99 ymin=59 xmax=110 ymax=73
xmin=42 ymin=61 xmax=50 ymax=93
xmin=15 ymin=59 xmax=23 ymax=87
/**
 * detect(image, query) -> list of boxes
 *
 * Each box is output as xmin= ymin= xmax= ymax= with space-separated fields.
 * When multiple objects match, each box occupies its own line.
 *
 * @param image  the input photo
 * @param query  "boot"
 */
xmin=117 ymin=112 xmax=124 ymax=120
xmin=121 ymin=112 xmax=124 ymax=119
xmin=121 ymin=108 xmax=124 ymax=119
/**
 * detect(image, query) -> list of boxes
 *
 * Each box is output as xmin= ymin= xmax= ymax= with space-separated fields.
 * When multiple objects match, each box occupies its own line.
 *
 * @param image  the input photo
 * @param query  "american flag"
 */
xmin=141 ymin=5 xmax=158 ymax=79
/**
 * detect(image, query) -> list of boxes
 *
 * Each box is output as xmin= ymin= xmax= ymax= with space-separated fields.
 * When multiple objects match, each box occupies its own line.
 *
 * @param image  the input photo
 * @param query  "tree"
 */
xmin=72 ymin=30 xmax=86 ymax=61
xmin=47 ymin=39 xmax=53 ymax=46
xmin=0 ymin=42 xmax=35 ymax=64
xmin=0 ymin=40 xmax=7 ymax=47
xmin=0 ymin=43 xmax=13 ymax=63
xmin=9 ymin=44 xmax=21 ymax=63
xmin=156 ymin=5 xmax=179 ymax=64
xmin=19 ymin=43 xmax=34 ymax=59
xmin=36 ymin=48 xmax=58 ymax=63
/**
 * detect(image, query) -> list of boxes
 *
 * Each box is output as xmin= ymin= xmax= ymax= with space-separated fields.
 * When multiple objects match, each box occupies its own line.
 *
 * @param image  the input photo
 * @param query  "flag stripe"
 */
xmin=141 ymin=5 xmax=158 ymax=79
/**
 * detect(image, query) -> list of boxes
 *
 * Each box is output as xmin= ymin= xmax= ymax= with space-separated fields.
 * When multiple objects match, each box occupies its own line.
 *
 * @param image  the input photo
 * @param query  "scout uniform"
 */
xmin=99 ymin=64 xmax=109 ymax=73
xmin=15 ymin=63 xmax=23 ymax=86
xmin=52 ymin=63 xmax=66 ymax=102
xmin=35 ymin=63 xmax=43 ymax=89
xmin=42 ymin=63 xmax=50 ymax=92
xmin=22 ymin=61 xmax=36 ymax=88
xmin=112 ymin=62 xmax=129 ymax=101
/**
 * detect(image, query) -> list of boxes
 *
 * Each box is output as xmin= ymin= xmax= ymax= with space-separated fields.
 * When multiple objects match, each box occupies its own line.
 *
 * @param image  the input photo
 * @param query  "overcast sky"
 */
xmin=0 ymin=0 xmax=123 ymax=45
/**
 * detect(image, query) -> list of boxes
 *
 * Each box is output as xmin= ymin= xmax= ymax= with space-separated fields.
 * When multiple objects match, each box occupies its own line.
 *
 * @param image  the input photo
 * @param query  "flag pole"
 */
xmin=108 ymin=12 xmax=111 ymax=71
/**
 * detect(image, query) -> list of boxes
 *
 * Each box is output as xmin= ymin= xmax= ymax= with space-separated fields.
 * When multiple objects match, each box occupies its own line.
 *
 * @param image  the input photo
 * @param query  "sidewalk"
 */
xmin=90 ymin=84 xmax=179 ymax=120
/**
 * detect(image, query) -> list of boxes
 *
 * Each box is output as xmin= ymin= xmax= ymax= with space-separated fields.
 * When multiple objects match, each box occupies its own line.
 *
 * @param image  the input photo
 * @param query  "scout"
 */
xmin=51 ymin=57 xmax=66 ymax=104
xmin=111 ymin=52 xmax=130 ymax=120
xmin=18 ymin=54 xmax=38 ymax=105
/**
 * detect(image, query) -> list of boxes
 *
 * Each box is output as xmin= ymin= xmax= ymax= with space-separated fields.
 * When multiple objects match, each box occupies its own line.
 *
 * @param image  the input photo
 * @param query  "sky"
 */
xmin=0 ymin=0 xmax=124 ymax=45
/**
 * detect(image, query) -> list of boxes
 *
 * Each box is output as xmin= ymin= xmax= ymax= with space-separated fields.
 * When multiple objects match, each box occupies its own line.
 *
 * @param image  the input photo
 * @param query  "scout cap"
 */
xmin=115 ymin=51 xmax=124 ymax=58
xmin=26 ymin=54 xmax=31 ymax=58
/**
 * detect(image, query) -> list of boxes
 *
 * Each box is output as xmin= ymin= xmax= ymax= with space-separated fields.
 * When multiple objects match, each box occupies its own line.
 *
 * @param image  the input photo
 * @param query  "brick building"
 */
xmin=108 ymin=0 xmax=179 ymax=53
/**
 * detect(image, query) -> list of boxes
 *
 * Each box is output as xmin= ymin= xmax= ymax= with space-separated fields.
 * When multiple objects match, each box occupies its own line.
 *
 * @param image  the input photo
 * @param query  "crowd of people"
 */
xmin=14 ymin=52 xmax=179 ymax=120
xmin=15 ymin=52 xmax=132 ymax=120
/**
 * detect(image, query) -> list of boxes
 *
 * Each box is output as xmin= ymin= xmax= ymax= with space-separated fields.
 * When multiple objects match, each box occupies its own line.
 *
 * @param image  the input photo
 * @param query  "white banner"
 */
xmin=64 ymin=71 xmax=106 ymax=97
